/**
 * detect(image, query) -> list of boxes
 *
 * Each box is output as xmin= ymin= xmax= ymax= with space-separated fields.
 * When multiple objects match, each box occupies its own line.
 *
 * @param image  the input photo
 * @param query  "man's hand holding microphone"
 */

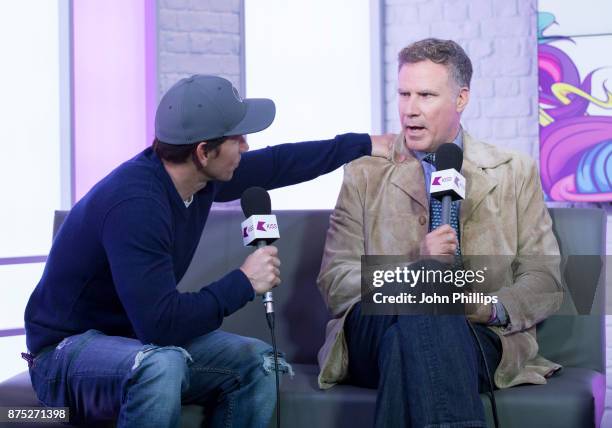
xmin=240 ymin=246 xmax=281 ymax=295
xmin=420 ymin=224 xmax=459 ymax=257
xmin=419 ymin=143 xmax=465 ymax=262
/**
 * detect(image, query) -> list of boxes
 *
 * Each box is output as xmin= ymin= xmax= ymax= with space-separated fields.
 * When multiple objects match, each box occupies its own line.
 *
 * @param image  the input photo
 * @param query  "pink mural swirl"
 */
xmin=538 ymin=13 xmax=612 ymax=202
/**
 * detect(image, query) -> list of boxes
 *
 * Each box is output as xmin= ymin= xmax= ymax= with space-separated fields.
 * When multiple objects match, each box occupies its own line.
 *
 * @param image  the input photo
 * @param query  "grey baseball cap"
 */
xmin=155 ymin=74 xmax=276 ymax=145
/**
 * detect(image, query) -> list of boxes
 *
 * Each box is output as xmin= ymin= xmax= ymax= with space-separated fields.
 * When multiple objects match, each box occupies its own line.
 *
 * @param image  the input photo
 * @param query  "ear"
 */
xmin=195 ymin=142 xmax=209 ymax=167
xmin=456 ymin=87 xmax=470 ymax=113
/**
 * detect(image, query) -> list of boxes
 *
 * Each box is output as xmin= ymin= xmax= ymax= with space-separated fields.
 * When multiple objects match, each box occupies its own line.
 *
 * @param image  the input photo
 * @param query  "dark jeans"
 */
xmin=29 ymin=329 xmax=290 ymax=428
xmin=345 ymin=302 xmax=502 ymax=428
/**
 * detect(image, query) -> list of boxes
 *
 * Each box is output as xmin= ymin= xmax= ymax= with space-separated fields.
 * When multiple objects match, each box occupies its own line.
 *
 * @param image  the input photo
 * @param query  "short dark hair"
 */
xmin=152 ymin=136 xmax=228 ymax=164
xmin=398 ymin=38 xmax=473 ymax=88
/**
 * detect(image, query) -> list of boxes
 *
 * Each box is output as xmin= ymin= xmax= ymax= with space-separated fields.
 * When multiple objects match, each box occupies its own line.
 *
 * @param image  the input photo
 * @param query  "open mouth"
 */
xmin=406 ymin=125 xmax=426 ymax=135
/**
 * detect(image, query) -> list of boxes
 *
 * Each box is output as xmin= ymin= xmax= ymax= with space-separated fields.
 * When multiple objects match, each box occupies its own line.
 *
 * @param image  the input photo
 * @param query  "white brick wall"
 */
xmin=157 ymin=0 xmax=242 ymax=98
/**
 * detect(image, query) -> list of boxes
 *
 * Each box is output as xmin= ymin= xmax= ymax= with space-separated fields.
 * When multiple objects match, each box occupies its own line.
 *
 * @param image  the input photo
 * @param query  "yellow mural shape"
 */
xmin=551 ymin=82 xmax=612 ymax=108
xmin=539 ymin=109 xmax=554 ymax=126
xmin=539 ymin=82 xmax=612 ymax=127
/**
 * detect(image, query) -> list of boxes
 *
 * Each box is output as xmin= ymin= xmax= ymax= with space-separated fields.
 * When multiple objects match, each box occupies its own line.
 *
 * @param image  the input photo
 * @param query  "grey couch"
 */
xmin=0 ymin=208 xmax=606 ymax=427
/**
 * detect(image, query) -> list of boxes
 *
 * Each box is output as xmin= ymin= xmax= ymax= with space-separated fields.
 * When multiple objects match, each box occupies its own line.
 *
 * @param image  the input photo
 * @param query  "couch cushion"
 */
xmin=0 ymin=364 xmax=603 ymax=428
xmin=0 ymin=371 xmax=38 ymax=407
xmin=278 ymin=364 xmax=603 ymax=428
xmin=539 ymin=208 xmax=606 ymax=373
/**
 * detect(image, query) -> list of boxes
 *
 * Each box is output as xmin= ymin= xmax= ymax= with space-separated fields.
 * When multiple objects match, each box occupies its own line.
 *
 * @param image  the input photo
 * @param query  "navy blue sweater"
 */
xmin=24 ymin=134 xmax=371 ymax=354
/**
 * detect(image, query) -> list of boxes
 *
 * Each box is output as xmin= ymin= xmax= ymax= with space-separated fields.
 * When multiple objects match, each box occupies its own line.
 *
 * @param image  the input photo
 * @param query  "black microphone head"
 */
xmin=240 ymin=187 xmax=272 ymax=217
xmin=434 ymin=143 xmax=463 ymax=172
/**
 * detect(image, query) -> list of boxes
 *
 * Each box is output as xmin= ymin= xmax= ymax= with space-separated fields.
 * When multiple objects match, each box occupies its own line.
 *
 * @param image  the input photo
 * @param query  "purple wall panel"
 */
xmin=72 ymin=0 xmax=157 ymax=202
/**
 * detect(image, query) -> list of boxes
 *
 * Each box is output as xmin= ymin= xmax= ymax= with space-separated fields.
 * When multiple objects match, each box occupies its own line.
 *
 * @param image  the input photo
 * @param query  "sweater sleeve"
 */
xmin=101 ymin=198 xmax=255 ymax=346
xmin=215 ymin=133 xmax=372 ymax=202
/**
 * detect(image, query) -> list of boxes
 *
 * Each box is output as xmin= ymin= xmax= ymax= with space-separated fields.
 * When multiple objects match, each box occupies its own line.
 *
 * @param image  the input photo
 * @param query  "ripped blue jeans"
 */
xmin=28 ymin=329 xmax=292 ymax=427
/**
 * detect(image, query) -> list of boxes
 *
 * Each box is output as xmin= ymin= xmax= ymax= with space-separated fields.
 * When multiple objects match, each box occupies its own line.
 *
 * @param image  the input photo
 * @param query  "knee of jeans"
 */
xmin=130 ymin=345 xmax=191 ymax=388
xmin=240 ymin=338 xmax=294 ymax=378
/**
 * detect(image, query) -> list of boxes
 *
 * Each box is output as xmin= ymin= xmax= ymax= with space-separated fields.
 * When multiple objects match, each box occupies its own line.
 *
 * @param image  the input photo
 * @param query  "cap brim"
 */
xmin=225 ymin=98 xmax=276 ymax=136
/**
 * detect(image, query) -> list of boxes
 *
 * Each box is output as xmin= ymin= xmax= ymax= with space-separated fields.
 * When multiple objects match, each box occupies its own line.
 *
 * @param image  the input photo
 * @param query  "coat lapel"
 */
xmin=460 ymin=132 xmax=511 ymax=229
xmin=460 ymin=158 xmax=497 ymax=227
xmin=389 ymin=135 xmax=428 ymax=210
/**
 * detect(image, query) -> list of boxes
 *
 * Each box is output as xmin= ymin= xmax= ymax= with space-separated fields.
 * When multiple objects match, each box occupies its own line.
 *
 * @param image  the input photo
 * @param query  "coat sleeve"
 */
xmin=317 ymin=163 xmax=366 ymax=318
xmin=495 ymin=157 xmax=564 ymax=334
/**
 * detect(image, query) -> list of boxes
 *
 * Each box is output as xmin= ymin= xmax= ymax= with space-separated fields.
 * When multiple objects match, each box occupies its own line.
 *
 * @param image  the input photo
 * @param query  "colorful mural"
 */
xmin=538 ymin=12 xmax=612 ymax=202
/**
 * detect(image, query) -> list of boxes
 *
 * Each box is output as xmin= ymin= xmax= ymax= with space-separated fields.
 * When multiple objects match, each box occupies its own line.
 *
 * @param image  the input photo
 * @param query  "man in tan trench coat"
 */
xmin=317 ymin=38 xmax=563 ymax=427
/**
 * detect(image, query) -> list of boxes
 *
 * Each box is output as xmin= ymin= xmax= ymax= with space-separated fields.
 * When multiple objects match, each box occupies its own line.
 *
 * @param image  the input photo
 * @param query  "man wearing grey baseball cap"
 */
xmin=24 ymin=74 xmax=393 ymax=427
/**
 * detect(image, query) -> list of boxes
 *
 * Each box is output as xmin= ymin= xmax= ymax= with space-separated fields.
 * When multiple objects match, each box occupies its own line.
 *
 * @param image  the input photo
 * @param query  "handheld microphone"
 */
xmin=240 ymin=187 xmax=283 ymax=428
xmin=240 ymin=187 xmax=279 ymax=314
xmin=430 ymin=143 xmax=465 ymax=225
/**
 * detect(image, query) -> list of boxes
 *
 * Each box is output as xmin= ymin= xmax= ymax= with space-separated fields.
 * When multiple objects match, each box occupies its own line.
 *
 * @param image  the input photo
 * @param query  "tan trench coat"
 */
xmin=317 ymin=131 xmax=564 ymax=390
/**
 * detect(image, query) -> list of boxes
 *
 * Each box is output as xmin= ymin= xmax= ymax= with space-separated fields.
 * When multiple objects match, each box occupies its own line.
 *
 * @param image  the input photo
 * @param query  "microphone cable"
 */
xmin=467 ymin=320 xmax=500 ymax=428
xmin=265 ymin=312 xmax=281 ymax=428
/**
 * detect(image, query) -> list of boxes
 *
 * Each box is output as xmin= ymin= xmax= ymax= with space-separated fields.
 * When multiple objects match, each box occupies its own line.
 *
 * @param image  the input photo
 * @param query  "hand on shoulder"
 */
xmin=370 ymin=133 xmax=397 ymax=159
